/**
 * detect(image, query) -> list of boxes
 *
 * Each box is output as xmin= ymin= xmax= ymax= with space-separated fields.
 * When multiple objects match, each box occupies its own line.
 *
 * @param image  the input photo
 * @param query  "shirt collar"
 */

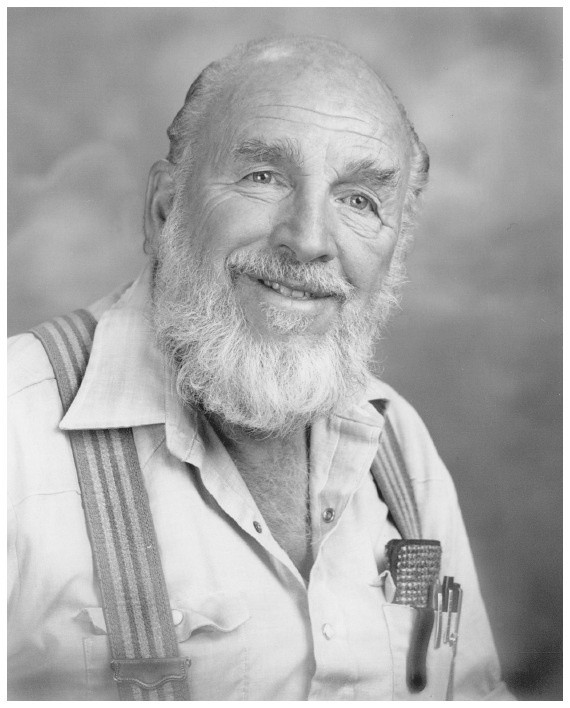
xmin=60 ymin=265 xmax=392 ymax=446
xmin=60 ymin=264 xmax=171 ymax=430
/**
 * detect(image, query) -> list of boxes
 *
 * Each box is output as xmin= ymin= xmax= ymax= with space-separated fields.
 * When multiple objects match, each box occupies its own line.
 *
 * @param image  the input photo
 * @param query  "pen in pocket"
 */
xmin=449 ymin=584 xmax=463 ymax=647
xmin=436 ymin=576 xmax=462 ymax=649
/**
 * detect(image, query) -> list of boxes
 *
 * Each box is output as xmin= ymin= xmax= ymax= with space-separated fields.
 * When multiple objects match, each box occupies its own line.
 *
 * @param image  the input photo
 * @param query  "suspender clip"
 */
xmin=110 ymin=657 xmax=191 ymax=691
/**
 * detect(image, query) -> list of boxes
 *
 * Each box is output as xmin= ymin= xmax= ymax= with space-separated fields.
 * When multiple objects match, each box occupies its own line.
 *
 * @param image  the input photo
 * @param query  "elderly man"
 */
xmin=8 ymin=36 xmax=513 ymax=700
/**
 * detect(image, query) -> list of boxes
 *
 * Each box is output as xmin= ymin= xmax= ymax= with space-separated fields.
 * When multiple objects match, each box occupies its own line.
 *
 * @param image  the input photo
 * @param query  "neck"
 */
xmin=206 ymin=410 xmax=313 ymax=580
xmin=206 ymin=411 xmax=307 ymax=451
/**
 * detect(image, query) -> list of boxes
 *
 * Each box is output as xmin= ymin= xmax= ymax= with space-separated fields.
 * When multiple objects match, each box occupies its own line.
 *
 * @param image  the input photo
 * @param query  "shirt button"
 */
xmin=253 ymin=521 xmax=262 ymax=533
xmin=322 ymin=623 xmax=334 ymax=640
xmin=171 ymin=610 xmax=184 ymax=626
xmin=322 ymin=508 xmax=335 ymax=523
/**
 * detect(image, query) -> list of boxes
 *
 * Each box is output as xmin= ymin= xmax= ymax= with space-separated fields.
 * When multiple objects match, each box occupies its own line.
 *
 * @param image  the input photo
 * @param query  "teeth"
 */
xmin=261 ymin=279 xmax=314 ymax=299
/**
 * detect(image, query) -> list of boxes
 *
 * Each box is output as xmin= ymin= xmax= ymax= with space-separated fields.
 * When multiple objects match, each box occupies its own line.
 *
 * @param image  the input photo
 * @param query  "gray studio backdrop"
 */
xmin=8 ymin=8 xmax=562 ymax=700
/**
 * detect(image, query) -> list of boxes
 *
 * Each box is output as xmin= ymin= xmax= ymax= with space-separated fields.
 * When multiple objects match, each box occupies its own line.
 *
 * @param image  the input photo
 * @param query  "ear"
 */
xmin=144 ymin=160 xmax=175 ymax=254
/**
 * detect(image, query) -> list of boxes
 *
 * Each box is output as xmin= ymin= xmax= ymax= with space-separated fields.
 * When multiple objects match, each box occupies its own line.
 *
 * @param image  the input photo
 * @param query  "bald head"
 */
xmin=227 ymin=35 xmax=391 ymax=96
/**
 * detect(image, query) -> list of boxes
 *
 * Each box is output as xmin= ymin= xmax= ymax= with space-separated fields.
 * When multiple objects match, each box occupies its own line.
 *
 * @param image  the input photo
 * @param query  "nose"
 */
xmin=269 ymin=189 xmax=338 ymax=263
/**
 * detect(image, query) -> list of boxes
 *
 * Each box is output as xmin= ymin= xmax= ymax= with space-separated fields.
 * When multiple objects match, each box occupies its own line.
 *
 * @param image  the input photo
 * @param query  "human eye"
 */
xmin=341 ymin=193 xmax=377 ymax=214
xmin=244 ymin=170 xmax=274 ymax=184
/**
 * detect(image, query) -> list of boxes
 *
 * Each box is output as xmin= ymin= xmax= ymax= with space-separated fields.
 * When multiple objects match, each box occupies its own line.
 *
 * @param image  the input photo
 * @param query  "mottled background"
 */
xmin=8 ymin=8 xmax=562 ymax=700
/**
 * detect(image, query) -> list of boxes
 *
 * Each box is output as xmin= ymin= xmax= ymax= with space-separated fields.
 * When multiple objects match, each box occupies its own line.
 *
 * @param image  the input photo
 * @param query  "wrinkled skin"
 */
xmin=153 ymin=44 xmax=413 ymax=341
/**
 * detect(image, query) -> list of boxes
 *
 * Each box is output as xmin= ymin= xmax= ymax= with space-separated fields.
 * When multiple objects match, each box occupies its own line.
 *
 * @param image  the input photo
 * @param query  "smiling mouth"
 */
xmin=257 ymin=278 xmax=329 ymax=300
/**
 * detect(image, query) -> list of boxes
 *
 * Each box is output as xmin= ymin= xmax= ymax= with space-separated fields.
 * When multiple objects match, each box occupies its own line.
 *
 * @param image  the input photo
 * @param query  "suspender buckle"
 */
xmin=110 ymin=657 xmax=191 ymax=690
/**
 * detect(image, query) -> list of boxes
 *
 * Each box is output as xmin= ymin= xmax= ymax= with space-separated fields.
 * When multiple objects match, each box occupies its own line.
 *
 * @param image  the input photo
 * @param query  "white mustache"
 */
xmin=225 ymin=250 xmax=355 ymax=301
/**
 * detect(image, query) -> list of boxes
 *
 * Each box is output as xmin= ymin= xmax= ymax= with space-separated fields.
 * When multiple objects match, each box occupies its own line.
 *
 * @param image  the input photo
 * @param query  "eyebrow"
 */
xmin=231 ymin=138 xmax=400 ymax=193
xmin=231 ymin=138 xmax=302 ymax=167
xmin=344 ymin=158 xmax=401 ymax=194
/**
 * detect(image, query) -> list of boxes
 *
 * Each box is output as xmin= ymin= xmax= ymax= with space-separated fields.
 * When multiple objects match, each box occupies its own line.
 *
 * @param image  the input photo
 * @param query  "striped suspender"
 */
xmin=31 ymin=311 xmax=190 ymax=701
xmin=31 ymin=310 xmax=422 ymax=699
xmin=369 ymin=399 xmax=422 ymax=540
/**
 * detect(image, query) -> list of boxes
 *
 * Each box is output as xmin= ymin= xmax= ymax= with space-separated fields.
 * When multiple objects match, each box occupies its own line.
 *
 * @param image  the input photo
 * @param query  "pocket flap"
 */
xmin=371 ymin=569 xmax=397 ymax=602
xmin=76 ymin=607 xmax=108 ymax=635
xmin=76 ymin=592 xmax=250 ymax=643
xmin=172 ymin=591 xmax=250 ymax=642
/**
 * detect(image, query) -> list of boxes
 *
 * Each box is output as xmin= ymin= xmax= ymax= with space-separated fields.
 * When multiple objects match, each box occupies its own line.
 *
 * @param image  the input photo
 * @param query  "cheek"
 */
xmin=338 ymin=210 xmax=382 ymax=241
xmin=190 ymin=193 xmax=277 ymax=260
xmin=337 ymin=224 xmax=399 ymax=295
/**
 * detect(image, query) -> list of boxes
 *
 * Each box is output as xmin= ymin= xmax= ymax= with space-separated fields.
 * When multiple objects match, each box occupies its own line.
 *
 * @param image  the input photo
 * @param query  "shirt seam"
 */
xmin=331 ymin=412 xmax=383 ymax=428
xmin=242 ymin=614 xmax=249 ymax=700
xmin=139 ymin=435 xmax=167 ymax=471
xmin=323 ymin=427 xmax=379 ymax=546
xmin=209 ymin=462 xmax=259 ymax=513
xmin=8 ymin=493 xmax=22 ymax=627
xmin=382 ymin=605 xmax=397 ymax=700
xmin=331 ymin=397 xmax=389 ymax=427
xmin=410 ymin=477 xmax=451 ymax=486
xmin=11 ymin=489 xmax=81 ymax=506
xmin=8 ymin=375 xmax=55 ymax=398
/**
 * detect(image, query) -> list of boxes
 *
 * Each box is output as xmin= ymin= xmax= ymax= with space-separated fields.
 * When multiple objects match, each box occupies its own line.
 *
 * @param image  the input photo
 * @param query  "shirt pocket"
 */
xmin=382 ymin=604 xmax=455 ymax=701
xmin=172 ymin=591 xmax=251 ymax=700
xmin=77 ymin=592 xmax=251 ymax=701
xmin=76 ymin=607 xmax=121 ymax=700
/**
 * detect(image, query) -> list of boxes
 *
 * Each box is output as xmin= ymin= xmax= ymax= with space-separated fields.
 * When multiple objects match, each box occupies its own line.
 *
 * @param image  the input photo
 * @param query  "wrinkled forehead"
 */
xmin=201 ymin=52 xmax=412 ymax=168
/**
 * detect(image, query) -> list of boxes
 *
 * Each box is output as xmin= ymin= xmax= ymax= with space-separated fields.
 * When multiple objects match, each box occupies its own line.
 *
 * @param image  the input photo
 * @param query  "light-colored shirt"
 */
xmin=8 ymin=266 xmax=513 ymax=700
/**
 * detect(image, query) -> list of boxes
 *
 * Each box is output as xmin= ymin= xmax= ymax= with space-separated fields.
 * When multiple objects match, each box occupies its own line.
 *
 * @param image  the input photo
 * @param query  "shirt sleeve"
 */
xmin=386 ymin=390 xmax=516 ymax=700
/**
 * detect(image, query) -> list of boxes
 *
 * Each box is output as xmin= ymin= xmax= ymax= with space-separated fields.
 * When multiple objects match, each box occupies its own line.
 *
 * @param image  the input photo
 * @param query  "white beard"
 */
xmin=151 ymin=207 xmax=405 ymax=436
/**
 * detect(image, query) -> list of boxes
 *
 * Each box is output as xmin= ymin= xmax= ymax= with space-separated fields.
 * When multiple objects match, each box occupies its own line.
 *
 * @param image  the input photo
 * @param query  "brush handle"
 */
xmin=407 ymin=607 xmax=434 ymax=693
